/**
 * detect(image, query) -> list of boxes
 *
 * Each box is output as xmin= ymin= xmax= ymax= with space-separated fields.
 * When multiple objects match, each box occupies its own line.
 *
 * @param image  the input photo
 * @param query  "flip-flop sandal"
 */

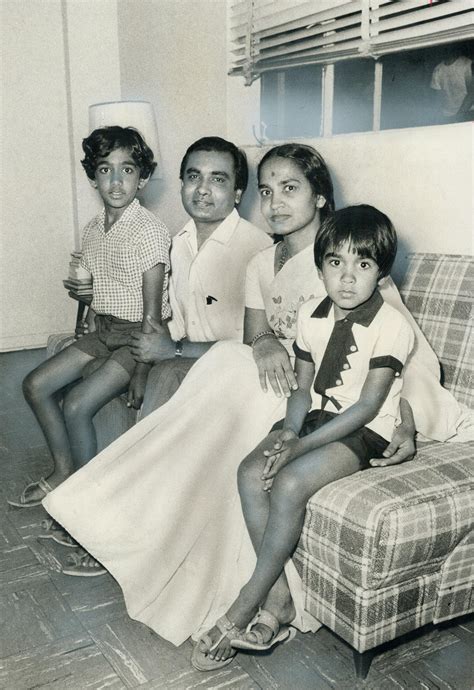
xmin=7 ymin=477 xmax=54 ymax=508
xmin=61 ymin=549 xmax=107 ymax=577
xmin=231 ymin=609 xmax=296 ymax=652
xmin=37 ymin=519 xmax=78 ymax=548
xmin=191 ymin=614 xmax=242 ymax=671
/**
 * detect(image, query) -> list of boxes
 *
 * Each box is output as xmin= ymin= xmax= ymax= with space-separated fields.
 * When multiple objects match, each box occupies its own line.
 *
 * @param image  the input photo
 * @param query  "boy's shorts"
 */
xmin=271 ymin=409 xmax=389 ymax=469
xmin=71 ymin=314 xmax=140 ymax=377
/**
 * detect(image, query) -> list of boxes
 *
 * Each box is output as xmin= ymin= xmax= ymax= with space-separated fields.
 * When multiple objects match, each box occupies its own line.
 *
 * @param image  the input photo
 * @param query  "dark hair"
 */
xmin=314 ymin=205 xmax=397 ymax=278
xmin=257 ymin=143 xmax=335 ymax=220
xmin=179 ymin=136 xmax=248 ymax=192
xmin=81 ymin=126 xmax=157 ymax=180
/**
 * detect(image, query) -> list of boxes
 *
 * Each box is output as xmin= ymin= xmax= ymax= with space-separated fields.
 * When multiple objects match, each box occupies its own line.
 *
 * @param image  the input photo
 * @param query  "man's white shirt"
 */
xmin=168 ymin=209 xmax=272 ymax=342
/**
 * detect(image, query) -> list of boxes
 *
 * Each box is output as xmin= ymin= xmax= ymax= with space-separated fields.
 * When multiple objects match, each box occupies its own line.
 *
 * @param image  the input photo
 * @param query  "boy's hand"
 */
xmin=127 ymin=366 xmax=149 ymax=409
xmin=75 ymin=320 xmax=89 ymax=339
xmin=262 ymin=429 xmax=299 ymax=484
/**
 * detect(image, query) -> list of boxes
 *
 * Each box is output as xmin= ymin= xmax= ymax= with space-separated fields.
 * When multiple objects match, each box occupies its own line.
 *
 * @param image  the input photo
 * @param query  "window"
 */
xmin=230 ymin=0 xmax=474 ymax=137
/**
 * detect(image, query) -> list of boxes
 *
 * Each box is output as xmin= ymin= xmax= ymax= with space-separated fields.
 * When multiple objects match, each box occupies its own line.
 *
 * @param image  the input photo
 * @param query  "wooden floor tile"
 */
xmin=90 ymin=615 xmax=192 ymax=686
xmin=386 ymin=637 xmax=473 ymax=689
xmin=0 ymin=633 xmax=126 ymax=689
xmin=0 ymin=544 xmax=47 ymax=594
xmin=141 ymin=664 xmax=261 ymax=689
xmin=373 ymin=624 xmax=460 ymax=674
xmin=49 ymin=566 xmax=129 ymax=630
xmin=0 ymin=578 xmax=84 ymax=657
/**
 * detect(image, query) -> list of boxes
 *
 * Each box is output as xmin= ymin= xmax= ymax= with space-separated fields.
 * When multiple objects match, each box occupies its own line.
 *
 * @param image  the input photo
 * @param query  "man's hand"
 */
xmin=129 ymin=316 xmax=175 ymax=364
xmin=369 ymin=424 xmax=416 ymax=467
xmin=252 ymin=336 xmax=298 ymax=398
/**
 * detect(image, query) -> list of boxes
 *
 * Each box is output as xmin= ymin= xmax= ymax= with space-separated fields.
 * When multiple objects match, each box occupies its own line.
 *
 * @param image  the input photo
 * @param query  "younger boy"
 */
xmin=208 ymin=205 xmax=415 ymax=655
xmin=10 ymin=126 xmax=170 ymax=508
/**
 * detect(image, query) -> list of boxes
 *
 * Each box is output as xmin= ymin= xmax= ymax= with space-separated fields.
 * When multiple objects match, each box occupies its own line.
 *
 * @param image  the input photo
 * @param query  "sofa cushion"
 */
xmin=297 ymin=441 xmax=474 ymax=590
xmin=399 ymin=253 xmax=473 ymax=408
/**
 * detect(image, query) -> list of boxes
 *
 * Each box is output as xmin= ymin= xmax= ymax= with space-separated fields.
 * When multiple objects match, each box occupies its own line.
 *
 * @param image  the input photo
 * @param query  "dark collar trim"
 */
xmin=311 ymin=290 xmax=383 ymax=327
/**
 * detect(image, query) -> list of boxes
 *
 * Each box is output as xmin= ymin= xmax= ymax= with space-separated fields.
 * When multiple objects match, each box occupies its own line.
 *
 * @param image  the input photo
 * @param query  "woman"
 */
xmin=43 ymin=144 xmax=457 ymax=661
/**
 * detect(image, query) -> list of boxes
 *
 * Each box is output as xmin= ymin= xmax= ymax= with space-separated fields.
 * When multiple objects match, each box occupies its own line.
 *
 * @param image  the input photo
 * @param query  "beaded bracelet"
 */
xmin=250 ymin=330 xmax=277 ymax=348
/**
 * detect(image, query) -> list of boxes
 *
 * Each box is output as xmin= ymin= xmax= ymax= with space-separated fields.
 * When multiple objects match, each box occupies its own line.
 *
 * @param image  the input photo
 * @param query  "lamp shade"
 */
xmin=88 ymin=101 xmax=161 ymax=177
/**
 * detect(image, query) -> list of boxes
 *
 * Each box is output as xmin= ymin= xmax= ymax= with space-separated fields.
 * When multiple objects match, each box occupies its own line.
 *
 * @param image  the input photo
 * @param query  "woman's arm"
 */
xmin=244 ymin=307 xmax=298 ymax=398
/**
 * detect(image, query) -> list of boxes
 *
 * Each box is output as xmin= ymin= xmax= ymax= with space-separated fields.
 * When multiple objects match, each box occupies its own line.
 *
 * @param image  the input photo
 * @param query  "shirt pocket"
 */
xmin=106 ymin=241 xmax=138 ymax=285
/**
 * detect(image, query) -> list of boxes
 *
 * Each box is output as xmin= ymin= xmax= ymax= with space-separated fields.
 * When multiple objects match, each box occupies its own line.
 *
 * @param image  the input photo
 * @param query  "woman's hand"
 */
xmin=261 ymin=429 xmax=299 ymax=490
xmin=252 ymin=336 xmax=298 ymax=397
xmin=370 ymin=398 xmax=416 ymax=467
xmin=369 ymin=426 xmax=416 ymax=467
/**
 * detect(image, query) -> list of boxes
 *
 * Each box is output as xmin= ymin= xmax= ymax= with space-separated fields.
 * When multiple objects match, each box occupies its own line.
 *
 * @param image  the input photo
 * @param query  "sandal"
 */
xmin=191 ymin=614 xmax=243 ymax=671
xmin=7 ymin=477 xmax=54 ymax=508
xmin=61 ymin=549 xmax=106 ymax=577
xmin=37 ymin=519 xmax=78 ymax=548
xmin=231 ymin=609 xmax=296 ymax=652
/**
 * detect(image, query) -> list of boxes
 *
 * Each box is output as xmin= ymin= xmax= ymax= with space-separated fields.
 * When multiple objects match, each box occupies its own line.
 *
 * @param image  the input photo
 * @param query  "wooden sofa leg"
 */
xmin=353 ymin=648 xmax=376 ymax=679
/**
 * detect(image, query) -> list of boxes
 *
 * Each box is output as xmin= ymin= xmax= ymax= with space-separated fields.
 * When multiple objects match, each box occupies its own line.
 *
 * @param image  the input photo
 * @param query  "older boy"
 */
xmin=9 ymin=127 xmax=170 ymax=507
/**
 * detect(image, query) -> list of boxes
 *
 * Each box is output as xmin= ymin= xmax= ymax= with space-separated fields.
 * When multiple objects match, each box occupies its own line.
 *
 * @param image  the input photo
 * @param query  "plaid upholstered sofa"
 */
xmin=293 ymin=253 xmax=474 ymax=678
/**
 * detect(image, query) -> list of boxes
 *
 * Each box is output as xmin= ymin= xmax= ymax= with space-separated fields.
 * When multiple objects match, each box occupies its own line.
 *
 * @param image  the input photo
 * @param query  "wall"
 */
xmin=0 ymin=0 xmax=121 ymax=351
xmin=116 ymin=0 xmax=228 ymax=235
xmin=237 ymin=122 xmax=473 ymax=283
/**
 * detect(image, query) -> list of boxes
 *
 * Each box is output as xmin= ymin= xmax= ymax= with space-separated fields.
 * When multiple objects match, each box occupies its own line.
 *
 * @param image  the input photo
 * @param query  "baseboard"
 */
xmin=0 ymin=331 xmax=72 ymax=353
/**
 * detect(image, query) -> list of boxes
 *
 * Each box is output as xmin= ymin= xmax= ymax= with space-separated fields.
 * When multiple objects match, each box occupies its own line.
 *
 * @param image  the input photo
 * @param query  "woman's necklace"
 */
xmin=278 ymin=242 xmax=289 ymax=271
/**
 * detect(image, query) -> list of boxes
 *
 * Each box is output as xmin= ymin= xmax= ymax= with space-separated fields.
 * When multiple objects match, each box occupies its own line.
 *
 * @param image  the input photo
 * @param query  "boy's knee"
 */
xmin=22 ymin=368 xmax=44 ymax=403
xmin=63 ymin=388 xmax=88 ymax=422
xmin=271 ymin=468 xmax=306 ymax=505
xmin=237 ymin=452 xmax=262 ymax=491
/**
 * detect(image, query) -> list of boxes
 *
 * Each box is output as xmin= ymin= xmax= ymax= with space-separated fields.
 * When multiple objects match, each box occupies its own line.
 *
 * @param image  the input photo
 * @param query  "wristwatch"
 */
xmin=175 ymin=339 xmax=183 ymax=357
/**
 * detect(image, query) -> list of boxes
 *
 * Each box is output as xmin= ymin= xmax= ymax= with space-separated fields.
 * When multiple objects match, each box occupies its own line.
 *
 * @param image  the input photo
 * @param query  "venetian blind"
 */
xmin=229 ymin=0 xmax=474 ymax=83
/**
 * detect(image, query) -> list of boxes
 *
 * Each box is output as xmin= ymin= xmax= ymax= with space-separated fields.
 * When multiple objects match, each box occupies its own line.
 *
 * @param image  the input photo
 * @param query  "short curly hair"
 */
xmin=81 ymin=126 xmax=157 ymax=180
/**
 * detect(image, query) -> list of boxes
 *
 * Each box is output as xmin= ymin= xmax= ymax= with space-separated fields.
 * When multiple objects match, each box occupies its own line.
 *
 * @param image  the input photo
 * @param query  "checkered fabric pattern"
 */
xmin=294 ymin=253 xmax=474 ymax=653
xmin=82 ymin=199 xmax=171 ymax=322
xmin=399 ymin=253 xmax=473 ymax=408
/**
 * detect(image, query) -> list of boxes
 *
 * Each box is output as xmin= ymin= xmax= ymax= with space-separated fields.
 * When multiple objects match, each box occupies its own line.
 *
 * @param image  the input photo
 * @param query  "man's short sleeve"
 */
xmin=369 ymin=308 xmax=415 ymax=377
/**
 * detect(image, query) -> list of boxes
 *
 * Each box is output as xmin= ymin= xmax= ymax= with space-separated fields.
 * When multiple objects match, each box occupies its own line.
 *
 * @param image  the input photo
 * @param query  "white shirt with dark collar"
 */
xmin=294 ymin=291 xmax=414 ymax=441
xmin=168 ymin=209 xmax=272 ymax=342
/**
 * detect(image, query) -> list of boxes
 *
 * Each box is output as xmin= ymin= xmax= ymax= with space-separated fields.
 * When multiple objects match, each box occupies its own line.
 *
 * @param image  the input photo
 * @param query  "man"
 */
xmin=431 ymin=48 xmax=474 ymax=123
xmin=130 ymin=136 xmax=272 ymax=416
